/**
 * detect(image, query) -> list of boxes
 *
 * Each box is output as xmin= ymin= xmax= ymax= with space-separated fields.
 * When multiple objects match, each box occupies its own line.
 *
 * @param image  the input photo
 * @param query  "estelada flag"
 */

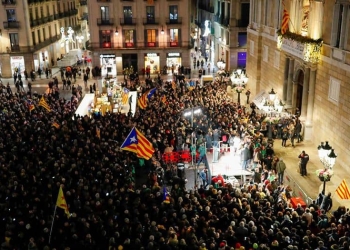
xmin=39 ymin=96 xmax=51 ymax=112
xmin=56 ymin=186 xmax=70 ymax=218
xmin=120 ymin=127 xmax=155 ymax=160
xmin=52 ymin=122 xmax=60 ymax=129
xmin=161 ymin=95 xmax=167 ymax=104
xmin=163 ymin=186 xmax=170 ymax=203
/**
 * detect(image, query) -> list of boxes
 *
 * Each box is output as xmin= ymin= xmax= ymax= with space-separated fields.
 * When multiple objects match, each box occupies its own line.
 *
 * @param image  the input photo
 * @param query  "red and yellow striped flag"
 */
xmin=56 ymin=186 xmax=70 ymax=218
xmin=52 ymin=122 xmax=60 ymax=129
xmin=122 ymin=88 xmax=130 ymax=105
xmin=336 ymin=179 xmax=350 ymax=199
xmin=39 ymin=96 xmax=51 ymax=112
xmin=281 ymin=8 xmax=290 ymax=34
xmin=161 ymin=95 xmax=166 ymax=104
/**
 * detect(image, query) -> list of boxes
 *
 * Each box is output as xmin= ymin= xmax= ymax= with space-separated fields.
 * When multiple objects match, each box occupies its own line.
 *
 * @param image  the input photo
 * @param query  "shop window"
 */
xmin=124 ymin=30 xmax=135 ymax=48
xmin=169 ymin=5 xmax=178 ymax=20
xmin=169 ymin=29 xmax=179 ymax=47
xmin=146 ymin=29 xmax=157 ymax=47
xmin=146 ymin=6 xmax=155 ymax=23
xmin=100 ymin=30 xmax=112 ymax=48
xmin=6 ymin=9 xmax=16 ymax=22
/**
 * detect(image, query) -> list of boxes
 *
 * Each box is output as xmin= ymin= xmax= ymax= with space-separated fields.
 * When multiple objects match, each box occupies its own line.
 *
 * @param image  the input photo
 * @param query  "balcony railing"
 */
xmin=3 ymin=21 xmax=20 ymax=29
xmin=66 ymin=9 xmax=78 ymax=17
xmin=33 ymin=35 xmax=60 ymax=51
xmin=169 ymin=41 xmax=181 ymax=47
xmin=143 ymin=18 xmax=159 ymax=25
xmin=198 ymin=4 xmax=214 ymax=13
xmin=11 ymin=45 xmax=20 ymax=52
xmin=97 ymin=18 xmax=114 ymax=25
xmin=48 ymin=15 xmax=54 ymax=22
xmin=97 ymin=0 xmax=110 ymax=2
xmin=165 ymin=17 xmax=182 ymax=25
xmin=80 ymin=0 xmax=87 ymax=5
xmin=2 ymin=0 xmax=16 ymax=5
xmin=120 ymin=18 xmax=137 ymax=25
xmin=145 ymin=42 xmax=158 ymax=47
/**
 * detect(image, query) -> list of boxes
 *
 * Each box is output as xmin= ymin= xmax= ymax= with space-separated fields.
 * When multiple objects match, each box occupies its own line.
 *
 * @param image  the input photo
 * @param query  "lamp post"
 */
xmin=184 ymin=107 xmax=202 ymax=189
xmin=317 ymin=141 xmax=337 ymax=194
xmin=230 ymin=69 xmax=249 ymax=104
xmin=267 ymin=88 xmax=276 ymax=143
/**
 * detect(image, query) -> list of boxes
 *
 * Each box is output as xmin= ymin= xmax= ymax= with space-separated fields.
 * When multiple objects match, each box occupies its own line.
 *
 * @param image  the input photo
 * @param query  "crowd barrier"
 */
xmin=284 ymin=170 xmax=315 ymax=206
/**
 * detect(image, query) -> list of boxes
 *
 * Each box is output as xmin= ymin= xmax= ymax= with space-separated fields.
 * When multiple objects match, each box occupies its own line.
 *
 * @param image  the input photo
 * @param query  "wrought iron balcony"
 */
xmin=2 ymin=0 xmax=16 ymax=5
xmin=143 ymin=18 xmax=159 ymax=25
xmin=97 ymin=18 xmax=114 ymax=26
xmin=165 ymin=17 xmax=182 ymax=25
xmin=10 ymin=45 xmax=20 ymax=52
xmin=120 ymin=18 xmax=137 ymax=25
xmin=80 ymin=0 xmax=87 ymax=5
xmin=3 ymin=21 xmax=20 ymax=29
xmin=145 ymin=41 xmax=158 ymax=47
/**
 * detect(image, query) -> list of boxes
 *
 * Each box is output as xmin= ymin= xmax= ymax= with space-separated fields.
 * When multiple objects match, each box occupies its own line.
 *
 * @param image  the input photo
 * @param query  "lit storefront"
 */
xmin=10 ymin=56 xmax=25 ymax=75
xmin=144 ymin=53 xmax=159 ymax=74
xmin=100 ymin=54 xmax=117 ymax=77
xmin=166 ymin=52 xmax=182 ymax=69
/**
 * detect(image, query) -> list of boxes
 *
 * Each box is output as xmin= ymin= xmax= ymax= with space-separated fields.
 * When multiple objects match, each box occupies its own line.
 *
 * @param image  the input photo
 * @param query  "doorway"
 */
xmin=296 ymin=70 xmax=304 ymax=112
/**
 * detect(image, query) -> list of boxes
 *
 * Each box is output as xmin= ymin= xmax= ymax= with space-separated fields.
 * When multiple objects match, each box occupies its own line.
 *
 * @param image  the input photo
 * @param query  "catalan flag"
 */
xmin=147 ymin=0 xmax=154 ymax=4
xmin=56 ymin=186 xmax=70 ymax=218
xmin=163 ymin=186 xmax=170 ymax=204
xmin=281 ymin=8 xmax=290 ymax=34
xmin=336 ymin=179 xmax=350 ymax=199
xmin=172 ymin=81 xmax=177 ymax=90
xmin=122 ymin=88 xmax=130 ymax=105
xmin=27 ymin=99 xmax=35 ymax=112
xmin=39 ymin=96 xmax=51 ymax=112
xmin=52 ymin=122 xmax=60 ymax=129
xmin=138 ymin=88 xmax=157 ymax=109
xmin=120 ymin=127 xmax=155 ymax=160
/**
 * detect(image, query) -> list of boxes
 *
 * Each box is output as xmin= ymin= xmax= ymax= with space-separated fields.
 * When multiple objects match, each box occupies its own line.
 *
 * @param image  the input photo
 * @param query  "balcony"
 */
xmin=33 ymin=35 xmax=60 ymax=51
xmin=198 ymin=4 xmax=214 ymax=13
xmin=66 ymin=9 xmax=78 ymax=17
xmin=3 ymin=21 xmax=20 ymax=29
xmin=80 ymin=0 xmax=87 ymax=5
xmin=48 ymin=15 xmax=54 ymax=22
xmin=2 ymin=0 xmax=16 ymax=5
xmin=120 ymin=0 xmax=134 ymax=1
xmin=143 ymin=18 xmax=159 ymax=25
xmin=10 ymin=45 xmax=20 ymax=52
xmin=165 ymin=17 xmax=182 ymax=25
xmin=120 ymin=18 xmax=137 ymax=26
xmin=169 ymin=41 xmax=180 ymax=47
xmin=97 ymin=18 xmax=114 ymax=26
xmin=97 ymin=0 xmax=111 ymax=2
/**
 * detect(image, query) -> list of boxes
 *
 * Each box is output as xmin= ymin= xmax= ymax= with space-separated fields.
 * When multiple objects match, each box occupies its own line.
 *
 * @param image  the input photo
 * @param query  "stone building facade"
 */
xmin=247 ymin=0 xmax=350 ymax=170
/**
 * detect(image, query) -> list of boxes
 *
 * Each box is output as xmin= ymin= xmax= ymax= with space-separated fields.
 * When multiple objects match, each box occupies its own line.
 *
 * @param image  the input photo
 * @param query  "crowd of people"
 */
xmin=0 ymin=70 xmax=348 ymax=250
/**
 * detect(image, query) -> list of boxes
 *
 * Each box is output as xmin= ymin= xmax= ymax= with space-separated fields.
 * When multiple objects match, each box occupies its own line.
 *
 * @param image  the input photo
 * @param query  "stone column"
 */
xmin=301 ymin=67 xmax=310 ymax=118
xmin=292 ymin=81 xmax=298 ymax=109
xmin=286 ymin=58 xmax=294 ymax=107
xmin=304 ymin=68 xmax=317 ymax=140
xmin=283 ymin=57 xmax=290 ymax=103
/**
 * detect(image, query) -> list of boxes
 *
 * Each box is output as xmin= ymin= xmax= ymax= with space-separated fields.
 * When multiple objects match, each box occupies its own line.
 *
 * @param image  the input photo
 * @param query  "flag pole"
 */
xmin=48 ymin=205 xmax=57 ymax=244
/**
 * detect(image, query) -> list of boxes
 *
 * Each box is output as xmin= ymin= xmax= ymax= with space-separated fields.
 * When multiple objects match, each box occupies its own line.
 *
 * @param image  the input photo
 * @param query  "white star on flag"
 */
xmin=130 ymin=136 xmax=137 ymax=143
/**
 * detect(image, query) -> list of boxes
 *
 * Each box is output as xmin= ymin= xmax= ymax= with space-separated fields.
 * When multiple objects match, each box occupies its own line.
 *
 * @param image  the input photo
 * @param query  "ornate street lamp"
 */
xmin=317 ymin=141 xmax=337 ymax=194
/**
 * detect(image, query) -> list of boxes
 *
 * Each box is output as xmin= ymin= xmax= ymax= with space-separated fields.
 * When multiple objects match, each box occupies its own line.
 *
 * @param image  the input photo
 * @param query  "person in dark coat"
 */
xmin=298 ymin=150 xmax=309 ymax=176
xmin=320 ymin=192 xmax=333 ymax=212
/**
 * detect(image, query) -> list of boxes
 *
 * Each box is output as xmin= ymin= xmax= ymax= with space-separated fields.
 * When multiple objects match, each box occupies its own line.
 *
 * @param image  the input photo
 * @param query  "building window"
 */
xmin=37 ymin=30 xmax=41 ymax=43
xmin=40 ymin=6 xmax=44 ymax=18
xmin=32 ymin=31 xmax=36 ymax=45
xmin=9 ymin=33 xmax=19 ymax=50
xmin=238 ymin=32 xmax=247 ymax=47
xmin=250 ymin=40 xmax=254 ymax=55
xmin=146 ymin=6 xmax=155 ymax=23
xmin=146 ymin=29 xmax=156 ymax=47
xmin=123 ymin=6 xmax=133 ymax=24
xmin=100 ymin=30 xmax=112 ymax=48
xmin=328 ymin=77 xmax=340 ymax=104
xmin=169 ymin=5 xmax=178 ymax=20
xmin=169 ymin=29 xmax=179 ymax=47
xmin=124 ymin=30 xmax=135 ymax=48
xmin=331 ymin=4 xmax=350 ymax=48
xmin=263 ymin=45 xmax=268 ymax=62
xmin=100 ymin=6 xmax=110 ymax=20
xmin=6 ymin=9 xmax=16 ymax=22
xmin=274 ymin=50 xmax=280 ymax=69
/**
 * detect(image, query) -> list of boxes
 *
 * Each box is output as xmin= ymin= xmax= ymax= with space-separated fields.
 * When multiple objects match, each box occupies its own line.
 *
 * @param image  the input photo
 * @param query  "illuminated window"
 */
xmin=169 ymin=5 xmax=178 ymax=20
xmin=170 ymin=29 xmax=179 ymax=47
xmin=100 ymin=6 xmax=109 ymax=20
xmin=100 ymin=30 xmax=112 ymax=48
xmin=147 ymin=29 xmax=156 ymax=42
xmin=124 ymin=30 xmax=135 ymax=47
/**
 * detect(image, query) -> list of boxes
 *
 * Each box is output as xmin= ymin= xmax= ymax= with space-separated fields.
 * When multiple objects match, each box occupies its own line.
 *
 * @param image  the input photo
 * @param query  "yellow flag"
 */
xmin=56 ymin=186 xmax=70 ymax=218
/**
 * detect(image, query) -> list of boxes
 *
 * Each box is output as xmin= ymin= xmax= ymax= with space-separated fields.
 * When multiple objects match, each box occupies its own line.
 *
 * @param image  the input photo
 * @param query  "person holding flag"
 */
xmin=120 ymin=127 xmax=155 ymax=160
xmin=138 ymin=88 xmax=156 ymax=109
